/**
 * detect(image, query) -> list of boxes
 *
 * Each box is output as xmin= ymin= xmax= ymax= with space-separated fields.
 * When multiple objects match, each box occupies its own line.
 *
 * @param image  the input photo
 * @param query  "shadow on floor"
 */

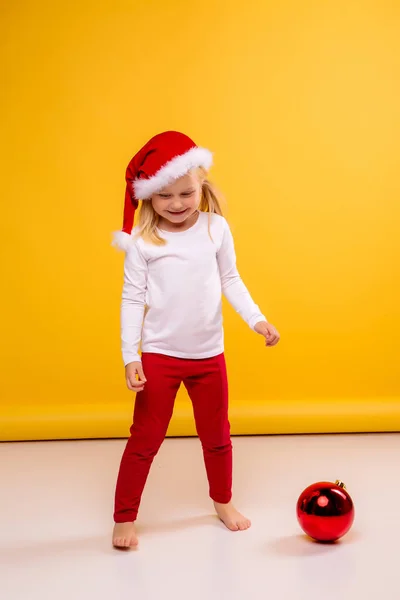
xmin=265 ymin=529 xmax=362 ymax=557
xmin=137 ymin=513 xmax=220 ymax=535
xmin=0 ymin=513 xmax=223 ymax=564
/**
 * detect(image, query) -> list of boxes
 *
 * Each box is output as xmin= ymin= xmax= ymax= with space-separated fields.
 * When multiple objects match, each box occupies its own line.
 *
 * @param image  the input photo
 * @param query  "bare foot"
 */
xmin=214 ymin=501 xmax=251 ymax=531
xmin=113 ymin=522 xmax=138 ymax=549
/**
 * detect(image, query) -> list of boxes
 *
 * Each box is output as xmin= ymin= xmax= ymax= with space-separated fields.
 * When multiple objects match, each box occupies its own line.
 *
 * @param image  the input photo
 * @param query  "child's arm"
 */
xmin=217 ymin=219 xmax=280 ymax=346
xmin=120 ymin=242 xmax=148 ymax=368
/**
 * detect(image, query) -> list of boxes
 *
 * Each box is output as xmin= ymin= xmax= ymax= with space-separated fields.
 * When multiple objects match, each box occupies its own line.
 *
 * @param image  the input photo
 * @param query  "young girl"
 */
xmin=112 ymin=131 xmax=280 ymax=549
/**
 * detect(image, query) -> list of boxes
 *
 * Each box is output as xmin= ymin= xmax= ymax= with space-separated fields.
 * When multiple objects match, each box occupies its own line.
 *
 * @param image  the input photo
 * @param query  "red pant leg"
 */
xmin=113 ymin=353 xmax=182 ymax=523
xmin=183 ymin=354 xmax=232 ymax=504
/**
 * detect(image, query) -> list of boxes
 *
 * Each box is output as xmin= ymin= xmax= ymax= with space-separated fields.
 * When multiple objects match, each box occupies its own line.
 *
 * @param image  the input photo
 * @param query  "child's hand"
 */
xmin=125 ymin=361 xmax=147 ymax=392
xmin=254 ymin=321 xmax=280 ymax=347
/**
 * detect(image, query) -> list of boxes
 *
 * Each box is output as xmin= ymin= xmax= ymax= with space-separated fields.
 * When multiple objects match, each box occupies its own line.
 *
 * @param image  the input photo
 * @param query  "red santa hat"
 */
xmin=112 ymin=131 xmax=213 ymax=251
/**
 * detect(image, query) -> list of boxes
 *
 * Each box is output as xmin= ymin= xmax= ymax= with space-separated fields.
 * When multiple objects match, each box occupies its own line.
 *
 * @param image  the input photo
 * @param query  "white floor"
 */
xmin=1 ymin=433 xmax=399 ymax=600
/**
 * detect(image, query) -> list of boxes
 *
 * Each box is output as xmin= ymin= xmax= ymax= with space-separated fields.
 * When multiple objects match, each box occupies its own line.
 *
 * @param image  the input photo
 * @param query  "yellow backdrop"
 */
xmin=1 ymin=0 xmax=399 ymax=441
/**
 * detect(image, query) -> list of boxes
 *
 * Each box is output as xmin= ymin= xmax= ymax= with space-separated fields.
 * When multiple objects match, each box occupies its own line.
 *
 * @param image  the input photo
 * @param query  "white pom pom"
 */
xmin=111 ymin=231 xmax=133 ymax=252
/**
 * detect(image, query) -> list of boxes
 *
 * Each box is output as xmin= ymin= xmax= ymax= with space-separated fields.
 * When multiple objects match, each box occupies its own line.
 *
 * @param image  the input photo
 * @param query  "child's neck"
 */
xmin=158 ymin=210 xmax=199 ymax=233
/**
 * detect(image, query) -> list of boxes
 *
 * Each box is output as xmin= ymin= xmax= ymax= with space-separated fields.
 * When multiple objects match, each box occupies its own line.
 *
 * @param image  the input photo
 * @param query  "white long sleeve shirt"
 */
xmin=121 ymin=211 xmax=267 ymax=366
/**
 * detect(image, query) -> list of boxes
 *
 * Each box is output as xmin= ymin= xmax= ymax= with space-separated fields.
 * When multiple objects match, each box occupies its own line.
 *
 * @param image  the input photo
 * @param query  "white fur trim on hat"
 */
xmin=111 ymin=230 xmax=133 ymax=252
xmin=133 ymin=146 xmax=213 ymax=200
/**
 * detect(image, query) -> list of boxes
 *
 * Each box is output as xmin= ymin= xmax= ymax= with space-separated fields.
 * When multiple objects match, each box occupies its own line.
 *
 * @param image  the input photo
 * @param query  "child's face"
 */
xmin=151 ymin=172 xmax=201 ymax=225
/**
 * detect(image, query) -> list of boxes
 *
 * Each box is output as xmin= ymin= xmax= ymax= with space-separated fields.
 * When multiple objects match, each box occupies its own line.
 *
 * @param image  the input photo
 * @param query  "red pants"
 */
xmin=114 ymin=352 xmax=232 ymax=522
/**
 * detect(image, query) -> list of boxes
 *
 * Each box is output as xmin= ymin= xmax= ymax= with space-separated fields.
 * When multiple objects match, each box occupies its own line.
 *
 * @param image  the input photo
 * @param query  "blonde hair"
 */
xmin=136 ymin=167 xmax=225 ymax=246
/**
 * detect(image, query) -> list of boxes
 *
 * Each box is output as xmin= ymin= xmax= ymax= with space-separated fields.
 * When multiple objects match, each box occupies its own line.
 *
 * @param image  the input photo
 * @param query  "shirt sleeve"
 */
xmin=217 ymin=219 xmax=267 ymax=331
xmin=120 ymin=242 xmax=148 ymax=366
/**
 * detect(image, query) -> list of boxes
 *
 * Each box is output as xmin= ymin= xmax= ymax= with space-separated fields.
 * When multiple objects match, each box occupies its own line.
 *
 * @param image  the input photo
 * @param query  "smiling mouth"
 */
xmin=167 ymin=209 xmax=187 ymax=215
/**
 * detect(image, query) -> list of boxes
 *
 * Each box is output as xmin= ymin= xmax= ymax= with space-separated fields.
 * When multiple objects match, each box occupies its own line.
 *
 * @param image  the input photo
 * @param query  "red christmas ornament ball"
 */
xmin=296 ymin=480 xmax=355 ymax=543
